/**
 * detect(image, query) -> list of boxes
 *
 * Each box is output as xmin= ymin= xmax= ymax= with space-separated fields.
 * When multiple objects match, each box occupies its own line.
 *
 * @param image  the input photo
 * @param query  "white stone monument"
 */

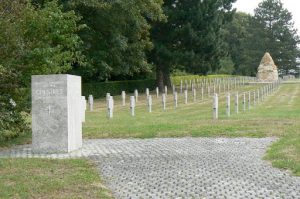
xmin=130 ymin=96 xmax=135 ymax=116
xmin=243 ymin=93 xmax=246 ymax=112
xmin=88 ymin=95 xmax=93 ymax=111
xmin=148 ymin=95 xmax=152 ymax=113
xmin=213 ymin=93 xmax=218 ymax=120
xmin=134 ymin=89 xmax=138 ymax=102
xmin=107 ymin=96 xmax=114 ymax=119
xmin=180 ymin=80 xmax=183 ymax=93
xmin=146 ymin=88 xmax=150 ymax=99
xmin=235 ymin=92 xmax=239 ymax=114
xmin=184 ymin=90 xmax=188 ymax=104
xmin=164 ymin=86 xmax=168 ymax=95
xmin=248 ymin=91 xmax=251 ymax=110
xmin=174 ymin=91 xmax=178 ymax=108
xmin=106 ymin=93 xmax=111 ymax=105
xmin=121 ymin=91 xmax=126 ymax=106
xmin=226 ymin=93 xmax=230 ymax=117
xmin=162 ymin=93 xmax=166 ymax=111
xmin=81 ymin=96 xmax=86 ymax=122
xmin=32 ymin=74 xmax=82 ymax=153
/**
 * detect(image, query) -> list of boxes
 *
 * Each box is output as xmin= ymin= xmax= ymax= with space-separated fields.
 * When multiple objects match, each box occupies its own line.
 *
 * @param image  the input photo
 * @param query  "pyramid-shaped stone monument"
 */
xmin=257 ymin=52 xmax=279 ymax=82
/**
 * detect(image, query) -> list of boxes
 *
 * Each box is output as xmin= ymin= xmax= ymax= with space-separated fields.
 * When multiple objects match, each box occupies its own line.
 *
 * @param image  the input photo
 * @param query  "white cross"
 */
xmin=45 ymin=105 xmax=52 ymax=115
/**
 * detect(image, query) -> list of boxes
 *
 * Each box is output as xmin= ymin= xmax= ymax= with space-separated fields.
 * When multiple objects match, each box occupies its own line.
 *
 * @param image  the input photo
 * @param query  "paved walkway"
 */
xmin=1 ymin=138 xmax=300 ymax=199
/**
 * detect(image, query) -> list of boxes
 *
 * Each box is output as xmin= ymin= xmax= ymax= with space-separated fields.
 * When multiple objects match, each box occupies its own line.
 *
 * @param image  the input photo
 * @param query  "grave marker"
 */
xmin=226 ymin=93 xmax=230 ymax=117
xmin=243 ymin=93 xmax=246 ymax=111
xmin=174 ymin=91 xmax=178 ymax=108
xmin=235 ymin=92 xmax=239 ymax=114
xmin=88 ymin=95 xmax=93 ymax=111
xmin=148 ymin=95 xmax=152 ymax=113
xmin=122 ymin=91 xmax=126 ymax=106
xmin=107 ymin=96 xmax=114 ymax=119
xmin=81 ymin=96 xmax=86 ymax=122
xmin=134 ymin=89 xmax=138 ymax=102
xmin=162 ymin=93 xmax=166 ymax=111
xmin=130 ymin=96 xmax=135 ymax=116
xmin=165 ymin=86 xmax=168 ymax=95
xmin=213 ymin=93 xmax=218 ymax=120
xmin=146 ymin=88 xmax=150 ymax=99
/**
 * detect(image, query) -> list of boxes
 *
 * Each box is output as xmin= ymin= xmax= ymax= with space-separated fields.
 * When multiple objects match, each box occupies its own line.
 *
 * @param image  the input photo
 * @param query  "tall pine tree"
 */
xmin=150 ymin=0 xmax=236 ymax=89
xmin=254 ymin=0 xmax=299 ymax=74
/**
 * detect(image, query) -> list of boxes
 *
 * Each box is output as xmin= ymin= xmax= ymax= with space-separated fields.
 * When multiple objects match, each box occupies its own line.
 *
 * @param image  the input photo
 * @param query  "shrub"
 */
xmin=0 ymin=66 xmax=29 ymax=141
xmin=0 ymin=94 xmax=29 ymax=141
xmin=171 ymin=74 xmax=233 ymax=86
xmin=82 ymin=79 xmax=156 ymax=98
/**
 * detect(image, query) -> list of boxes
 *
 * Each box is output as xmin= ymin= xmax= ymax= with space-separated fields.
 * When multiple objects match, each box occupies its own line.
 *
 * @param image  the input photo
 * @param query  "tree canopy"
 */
xmin=62 ymin=0 xmax=166 ymax=81
xmin=0 ymin=0 xmax=84 ymax=87
xmin=224 ymin=0 xmax=300 ymax=76
xmin=254 ymin=0 xmax=299 ymax=74
xmin=149 ymin=0 xmax=236 ymax=89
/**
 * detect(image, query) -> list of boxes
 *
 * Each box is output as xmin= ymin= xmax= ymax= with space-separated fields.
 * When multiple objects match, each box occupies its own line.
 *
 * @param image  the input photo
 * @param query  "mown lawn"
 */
xmin=0 ymin=158 xmax=113 ymax=199
xmin=83 ymin=81 xmax=300 ymax=176
xmin=0 ymin=80 xmax=298 ymax=199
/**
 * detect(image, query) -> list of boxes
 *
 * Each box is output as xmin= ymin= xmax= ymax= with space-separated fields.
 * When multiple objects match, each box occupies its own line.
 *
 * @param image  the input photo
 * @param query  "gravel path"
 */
xmin=1 ymin=137 xmax=300 ymax=199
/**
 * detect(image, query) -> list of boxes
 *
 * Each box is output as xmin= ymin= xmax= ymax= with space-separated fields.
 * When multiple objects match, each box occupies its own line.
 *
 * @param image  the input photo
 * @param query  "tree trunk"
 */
xmin=163 ymin=68 xmax=172 ymax=88
xmin=156 ymin=65 xmax=164 ymax=91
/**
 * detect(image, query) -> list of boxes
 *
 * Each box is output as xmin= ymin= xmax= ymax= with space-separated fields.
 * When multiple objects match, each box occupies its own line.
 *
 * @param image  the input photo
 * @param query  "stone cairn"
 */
xmin=257 ymin=52 xmax=279 ymax=82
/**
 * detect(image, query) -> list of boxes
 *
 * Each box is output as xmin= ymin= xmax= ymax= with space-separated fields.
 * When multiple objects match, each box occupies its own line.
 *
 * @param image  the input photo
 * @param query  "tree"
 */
xmin=0 ymin=0 xmax=85 ymax=87
xmin=61 ymin=0 xmax=166 ymax=81
xmin=254 ymin=0 xmax=299 ymax=74
xmin=0 ymin=0 xmax=84 ymax=139
xmin=0 ymin=65 xmax=29 ymax=141
xmin=150 ymin=0 xmax=236 ymax=90
xmin=223 ymin=12 xmax=266 ymax=75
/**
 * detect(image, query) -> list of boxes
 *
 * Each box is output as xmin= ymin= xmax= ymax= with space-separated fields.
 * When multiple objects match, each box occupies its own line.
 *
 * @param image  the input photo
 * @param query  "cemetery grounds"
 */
xmin=0 ymin=78 xmax=300 ymax=198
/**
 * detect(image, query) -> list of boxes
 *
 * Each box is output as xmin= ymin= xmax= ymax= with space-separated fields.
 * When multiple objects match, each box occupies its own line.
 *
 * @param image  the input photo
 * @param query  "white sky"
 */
xmin=233 ymin=0 xmax=300 ymax=35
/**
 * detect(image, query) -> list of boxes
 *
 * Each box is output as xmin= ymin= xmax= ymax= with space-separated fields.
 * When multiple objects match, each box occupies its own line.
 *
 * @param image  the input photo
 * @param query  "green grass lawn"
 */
xmin=83 ymin=82 xmax=300 ymax=175
xmin=0 ymin=158 xmax=113 ymax=199
xmin=0 ymin=81 xmax=299 ymax=199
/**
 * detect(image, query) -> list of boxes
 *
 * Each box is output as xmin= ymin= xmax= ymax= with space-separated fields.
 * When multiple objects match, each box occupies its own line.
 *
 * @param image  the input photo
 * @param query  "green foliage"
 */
xmin=82 ymin=79 xmax=156 ymax=99
xmin=0 ymin=0 xmax=85 ymax=86
xmin=150 ymin=0 xmax=236 ymax=89
xmin=224 ymin=1 xmax=300 ymax=76
xmin=254 ymin=0 xmax=299 ymax=74
xmin=217 ymin=57 xmax=235 ymax=74
xmin=171 ymin=70 xmax=192 ymax=77
xmin=170 ymin=75 xmax=233 ymax=86
xmin=223 ymin=12 xmax=259 ymax=75
xmin=0 ymin=66 xmax=29 ymax=141
xmin=0 ymin=0 xmax=83 ymax=141
xmin=65 ymin=0 xmax=166 ymax=81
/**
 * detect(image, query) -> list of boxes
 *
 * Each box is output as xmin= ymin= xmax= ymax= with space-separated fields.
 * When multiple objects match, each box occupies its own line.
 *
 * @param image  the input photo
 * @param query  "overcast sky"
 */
xmin=233 ymin=0 xmax=300 ymax=35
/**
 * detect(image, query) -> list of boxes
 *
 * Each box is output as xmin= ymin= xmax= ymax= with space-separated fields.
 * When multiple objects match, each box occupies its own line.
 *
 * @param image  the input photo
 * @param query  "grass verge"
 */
xmin=0 ymin=158 xmax=113 ymax=199
xmin=83 ymin=82 xmax=300 ymax=176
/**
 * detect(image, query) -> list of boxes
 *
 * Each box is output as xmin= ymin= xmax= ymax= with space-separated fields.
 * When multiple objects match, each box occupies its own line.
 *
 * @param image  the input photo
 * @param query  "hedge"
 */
xmin=171 ymin=74 xmax=233 ymax=86
xmin=82 ymin=79 xmax=156 ymax=99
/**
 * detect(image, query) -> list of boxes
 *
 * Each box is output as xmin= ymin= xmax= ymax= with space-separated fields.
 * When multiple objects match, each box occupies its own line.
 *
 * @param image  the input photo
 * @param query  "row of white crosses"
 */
xmin=84 ymin=76 xmax=265 ymax=119
xmin=212 ymin=80 xmax=281 ymax=119
xmin=177 ymin=76 xmax=255 ymax=93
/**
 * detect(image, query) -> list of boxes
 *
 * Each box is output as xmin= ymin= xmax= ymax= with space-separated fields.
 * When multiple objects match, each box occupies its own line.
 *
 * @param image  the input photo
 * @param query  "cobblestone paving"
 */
xmin=1 ymin=138 xmax=300 ymax=199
